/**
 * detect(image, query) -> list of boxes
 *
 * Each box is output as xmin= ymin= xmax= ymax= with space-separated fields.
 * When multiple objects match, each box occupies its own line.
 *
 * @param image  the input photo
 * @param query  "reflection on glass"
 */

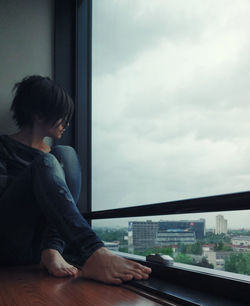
xmin=92 ymin=1 xmax=250 ymax=211
xmin=93 ymin=210 xmax=250 ymax=276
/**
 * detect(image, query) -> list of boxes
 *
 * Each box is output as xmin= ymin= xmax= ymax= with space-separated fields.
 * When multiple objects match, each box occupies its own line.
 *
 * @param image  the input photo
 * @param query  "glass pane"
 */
xmin=92 ymin=0 xmax=250 ymax=210
xmin=93 ymin=210 xmax=250 ymax=277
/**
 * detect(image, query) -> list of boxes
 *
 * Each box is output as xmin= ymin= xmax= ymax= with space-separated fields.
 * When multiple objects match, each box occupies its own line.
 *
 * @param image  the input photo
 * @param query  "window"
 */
xmin=92 ymin=0 xmax=250 ymax=211
xmin=93 ymin=210 xmax=250 ymax=277
xmin=74 ymin=0 xmax=250 ymax=304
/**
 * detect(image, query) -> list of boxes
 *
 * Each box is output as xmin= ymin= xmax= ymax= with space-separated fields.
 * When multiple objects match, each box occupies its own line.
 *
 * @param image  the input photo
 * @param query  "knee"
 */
xmin=53 ymin=145 xmax=76 ymax=156
xmin=41 ymin=153 xmax=60 ymax=168
xmin=52 ymin=145 xmax=78 ymax=162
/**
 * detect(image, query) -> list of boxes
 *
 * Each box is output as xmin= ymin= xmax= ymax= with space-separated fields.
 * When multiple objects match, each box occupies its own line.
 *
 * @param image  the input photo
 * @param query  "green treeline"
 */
xmin=225 ymin=253 xmax=250 ymax=275
xmin=94 ymin=227 xmax=128 ymax=243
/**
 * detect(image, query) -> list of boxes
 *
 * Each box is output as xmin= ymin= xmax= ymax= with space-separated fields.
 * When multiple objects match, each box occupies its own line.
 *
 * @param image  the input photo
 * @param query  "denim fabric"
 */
xmin=0 ymin=145 xmax=104 ymax=266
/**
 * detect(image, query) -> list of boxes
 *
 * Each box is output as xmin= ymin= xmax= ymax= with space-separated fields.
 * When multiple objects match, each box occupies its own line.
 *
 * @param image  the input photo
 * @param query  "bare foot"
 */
xmin=40 ymin=249 xmax=79 ymax=277
xmin=81 ymin=247 xmax=152 ymax=285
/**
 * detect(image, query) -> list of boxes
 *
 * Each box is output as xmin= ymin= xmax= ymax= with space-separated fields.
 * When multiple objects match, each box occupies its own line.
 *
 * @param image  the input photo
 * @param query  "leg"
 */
xmin=0 ymin=152 xmax=103 ymax=265
xmin=40 ymin=145 xmax=84 ymax=276
xmin=0 ymin=152 xmax=151 ymax=283
xmin=50 ymin=145 xmax=82 ymax=203
xmin=32 ymin=153 xmax=104 ymax=262
xmin=40 ymin=146 xmax=81 ymax=253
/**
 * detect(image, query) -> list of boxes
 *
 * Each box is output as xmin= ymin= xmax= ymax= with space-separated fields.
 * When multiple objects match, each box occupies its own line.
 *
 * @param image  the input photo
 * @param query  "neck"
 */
xmin=10 ymin=127 xmax=46 ymax=149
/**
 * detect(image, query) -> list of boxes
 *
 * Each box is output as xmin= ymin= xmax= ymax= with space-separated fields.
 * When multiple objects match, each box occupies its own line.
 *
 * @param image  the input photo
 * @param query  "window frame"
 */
xmin=54 ymin=0 xmax=250 ymax=304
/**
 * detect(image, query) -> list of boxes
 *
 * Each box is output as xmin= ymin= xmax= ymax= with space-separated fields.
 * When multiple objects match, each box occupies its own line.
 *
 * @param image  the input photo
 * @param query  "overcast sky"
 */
xmin=91 ymin=0 xmax=250 ymax=229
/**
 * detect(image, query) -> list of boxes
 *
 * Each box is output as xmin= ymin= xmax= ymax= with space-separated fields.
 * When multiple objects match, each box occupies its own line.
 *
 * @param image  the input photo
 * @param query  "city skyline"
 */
xmin=92 ymin=210 xmax=250 ymax=230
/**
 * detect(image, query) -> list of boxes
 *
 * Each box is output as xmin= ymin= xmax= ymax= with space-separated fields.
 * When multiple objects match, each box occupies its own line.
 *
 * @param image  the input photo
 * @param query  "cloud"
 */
xmin=91 ymin=1 xmax=250 ymax=228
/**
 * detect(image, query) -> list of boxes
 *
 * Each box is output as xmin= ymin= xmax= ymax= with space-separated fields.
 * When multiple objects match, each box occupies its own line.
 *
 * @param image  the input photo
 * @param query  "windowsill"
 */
xmin=113 ymin=251 xmax=250 ymax=305
xmin=116 ymin=251 xmax=250 ymax=283
xmin=129 ymin=277 xmax=241 ymax=306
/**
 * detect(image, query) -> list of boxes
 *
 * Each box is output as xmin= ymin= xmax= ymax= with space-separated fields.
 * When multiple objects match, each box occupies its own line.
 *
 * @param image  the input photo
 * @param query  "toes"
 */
xmin=65 ymin=268 xmax=74 ymax=276
xmin=116 ymin=273 xmax=133 ymax=282
xmin=131 ymin=272 xmax=143 ymax=280
xmin=141 ymin=266 xmax=152 ymax=274
xmin=71 ymin=267 xmax=79 ymax=276
xmin=141 ymin=273 xmax=149 ymax=280
xmin=127 ymin=260 xmax=151 ymax=272
xmin=123 ymin=274 xmax=133 ymax=282
xmin=66 ymin=267 xmax=78 ymax=276
xmin=128 ymin=268 xmax=150 ymax=280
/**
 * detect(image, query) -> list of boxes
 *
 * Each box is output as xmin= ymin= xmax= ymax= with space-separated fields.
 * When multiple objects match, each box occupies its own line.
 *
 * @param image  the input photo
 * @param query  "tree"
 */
xmin=177 ymin=243 xmax=187 ymax=254
xmin=93 ymin=227 xmax=128 ymax=243
xmin=203 ymin=232 xmax=231 ymax=244
xmin=119 ymin=246 xmax=128 ymax=253
xmin=174 ymin=253 xmax=192 ymax=264
xmin=178 ymin=242 xmax=202 ymax=255
xmin=214 ymin=241 xmax=224 ymax=251
xmin=195 ymin=257 xmax=214 ymax=269
xmin=225 ymin=253 xmax=250 ymax=275
xmin=190 ymin=241 xmax=202 ymax=255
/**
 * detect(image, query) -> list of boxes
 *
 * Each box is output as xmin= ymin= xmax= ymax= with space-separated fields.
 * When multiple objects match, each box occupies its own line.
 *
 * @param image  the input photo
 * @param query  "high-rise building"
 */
xmin=215 ymin=215 xmax=227 ymax=234
xmin=158 ymin=219 xmax=206 ymax=240
xmin=128 ymin=219 xmax=206 ymax=253
xmin=128 ymin=220 xmax=158 ymax=253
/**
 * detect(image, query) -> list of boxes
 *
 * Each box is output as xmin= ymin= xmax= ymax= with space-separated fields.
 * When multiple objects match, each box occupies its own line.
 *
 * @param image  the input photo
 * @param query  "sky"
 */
xmin=91 ymin=0 xmax=250 ymax=229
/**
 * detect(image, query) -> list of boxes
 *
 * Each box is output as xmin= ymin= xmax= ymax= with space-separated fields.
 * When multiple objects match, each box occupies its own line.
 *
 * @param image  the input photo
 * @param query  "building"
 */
xmin=232 ymin=236 xmax=250 ymax=252
xmin=156 ymin=229 xmax=196 ymax=246
xmin=203 ymin=250 xmax=231 ymax=270
xmin=128 ymin=219 xmax=206 ymax=253
xmin=215 ymin=215 xmax=228 ymax=234
xmin=158 ymin=219 xmax=206 ymax=240
xmin=128 ymin=221 xmax=158 ymax=253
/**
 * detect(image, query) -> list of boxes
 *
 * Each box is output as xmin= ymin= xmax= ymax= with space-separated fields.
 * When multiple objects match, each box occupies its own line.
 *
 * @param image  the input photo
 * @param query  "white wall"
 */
xmin=0 ymin=0 xmax=54 ymax=135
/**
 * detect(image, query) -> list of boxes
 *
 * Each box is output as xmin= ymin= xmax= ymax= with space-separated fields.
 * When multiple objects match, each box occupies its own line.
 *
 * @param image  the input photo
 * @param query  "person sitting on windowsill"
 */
xmin=0 ymin=75 xmax=151 ymax=284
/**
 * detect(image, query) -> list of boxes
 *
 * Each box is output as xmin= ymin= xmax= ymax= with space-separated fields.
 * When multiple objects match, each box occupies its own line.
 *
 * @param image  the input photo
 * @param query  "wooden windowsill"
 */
xmin=0 ymin=265 xmax=171 ymax=306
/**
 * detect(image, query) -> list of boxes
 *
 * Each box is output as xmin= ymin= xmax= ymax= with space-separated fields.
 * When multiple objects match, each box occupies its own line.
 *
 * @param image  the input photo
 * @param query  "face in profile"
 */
xmin=47 ymin=119 xmax=69 ymax=139
xmin=34 ymin=116 xmax=69 ymax=139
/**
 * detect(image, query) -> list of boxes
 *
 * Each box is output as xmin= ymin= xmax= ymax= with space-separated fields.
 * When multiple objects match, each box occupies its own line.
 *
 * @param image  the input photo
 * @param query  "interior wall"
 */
xmin=0 ymin=0 xmax=54 ymax=136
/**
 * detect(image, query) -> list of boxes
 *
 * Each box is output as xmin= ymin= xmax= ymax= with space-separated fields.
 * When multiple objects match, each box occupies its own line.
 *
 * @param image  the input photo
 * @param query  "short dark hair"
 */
xmin=10 ymin=75 xmax=74 ymax=129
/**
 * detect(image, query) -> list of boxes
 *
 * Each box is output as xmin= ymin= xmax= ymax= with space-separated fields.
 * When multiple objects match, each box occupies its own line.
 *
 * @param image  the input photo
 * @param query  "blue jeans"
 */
xmin=0 ymin=145 xmax=104 ymax=266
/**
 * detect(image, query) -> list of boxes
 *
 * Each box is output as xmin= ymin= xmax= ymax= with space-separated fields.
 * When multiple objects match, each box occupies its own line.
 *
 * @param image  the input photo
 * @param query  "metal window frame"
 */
xmin=54 ymin=0 xmax=250 ymax=304
xmin=54 ymin=0 xmax=92 ymax=215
